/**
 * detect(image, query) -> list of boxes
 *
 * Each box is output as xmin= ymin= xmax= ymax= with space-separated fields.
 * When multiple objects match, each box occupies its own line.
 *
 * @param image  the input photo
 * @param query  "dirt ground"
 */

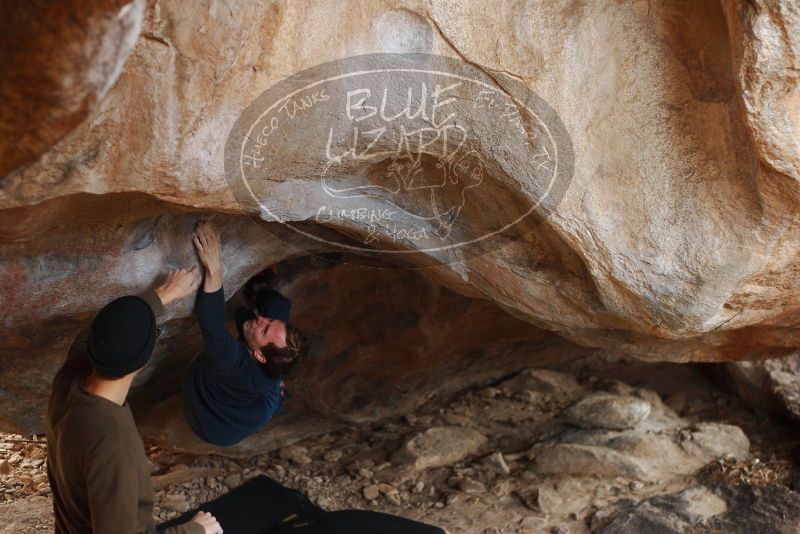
xmin=2 ymin=356 xmax=799 ymax=533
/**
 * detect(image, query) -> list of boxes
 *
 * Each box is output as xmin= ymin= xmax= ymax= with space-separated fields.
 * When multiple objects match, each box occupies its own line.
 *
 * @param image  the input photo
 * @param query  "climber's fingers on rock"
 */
xmin=205 ymin=227 xmax=218 ymax=248
xmin=197 ymin=220 xmax=214 ymax=239
xmin=204 ymin=224 xmax=218 ymax=246
xmin=177 ymin=268 xmax=195 ymax=284
xmin=198 ymin=221 xmax=218 ymax=244
xmin=194 ymin=222 xmax=207 ymax=244
xmin=192 ymin=234 xmax=204 ymax=252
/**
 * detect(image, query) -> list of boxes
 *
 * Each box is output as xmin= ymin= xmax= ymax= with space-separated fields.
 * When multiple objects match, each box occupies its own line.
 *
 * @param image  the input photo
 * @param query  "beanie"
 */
xmin=255 ymin=289 xmax=291 ymax=323
xmin=87 ymin=295 xmax=156 ymax=378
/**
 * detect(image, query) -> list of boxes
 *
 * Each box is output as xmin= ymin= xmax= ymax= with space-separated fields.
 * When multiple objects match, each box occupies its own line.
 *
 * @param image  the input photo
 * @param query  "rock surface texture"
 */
xmin=726 ymin=353 xmax=800 ymax=421
xmin=1 ymin=0 xmax=800 ymax=445
xmin=3 ymin=362 xmax=798 ymax=533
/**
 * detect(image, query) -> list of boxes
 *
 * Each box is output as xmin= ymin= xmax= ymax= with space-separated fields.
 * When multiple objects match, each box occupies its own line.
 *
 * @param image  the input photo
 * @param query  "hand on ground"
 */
xmin=190 ymin=511 xmax=223 ymax=534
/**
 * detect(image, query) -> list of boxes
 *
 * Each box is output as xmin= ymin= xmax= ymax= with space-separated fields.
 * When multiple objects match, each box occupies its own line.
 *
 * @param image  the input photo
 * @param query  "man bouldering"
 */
xmin=46 ymin=268 xmax=223 ymax=534
xmin=183 ymin=221 xmax=307 ymax=447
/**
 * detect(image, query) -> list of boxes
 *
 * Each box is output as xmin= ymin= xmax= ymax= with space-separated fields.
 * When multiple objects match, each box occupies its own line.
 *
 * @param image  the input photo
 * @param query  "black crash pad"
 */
xmin=157 ymin=475 xmax=444 ymax=534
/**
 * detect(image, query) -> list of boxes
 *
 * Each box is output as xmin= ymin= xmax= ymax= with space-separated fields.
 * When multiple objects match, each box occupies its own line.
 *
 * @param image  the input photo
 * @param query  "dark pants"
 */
xmin=158 ymin=475 xmax=444 ymax=534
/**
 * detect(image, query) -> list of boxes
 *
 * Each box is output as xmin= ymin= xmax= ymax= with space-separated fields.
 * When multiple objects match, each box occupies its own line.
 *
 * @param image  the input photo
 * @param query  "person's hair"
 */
xmin=243 ymin=268 xmax=276 ymax=309
xmin=261 ymin=324 xmax=308 ymax=378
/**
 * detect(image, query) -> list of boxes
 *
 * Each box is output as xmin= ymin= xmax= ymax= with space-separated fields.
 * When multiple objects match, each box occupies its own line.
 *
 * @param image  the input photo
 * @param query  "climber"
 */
xmin=183 ymin=221 xmax=308 ymax=447
xmin=46 ymin=268 xmax=223 ymax=534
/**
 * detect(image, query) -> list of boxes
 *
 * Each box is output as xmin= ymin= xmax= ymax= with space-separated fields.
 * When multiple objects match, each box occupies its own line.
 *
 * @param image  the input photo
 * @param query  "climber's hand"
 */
xmin=193 ymin=221 xmax=222 ymax=292
xmin=154 ymin=267 xmax=200 ymax=306
xmin=189 ymin=511 xmax=223 ymax=534
xmin=193 ymin=221 xmax=221 ymax=274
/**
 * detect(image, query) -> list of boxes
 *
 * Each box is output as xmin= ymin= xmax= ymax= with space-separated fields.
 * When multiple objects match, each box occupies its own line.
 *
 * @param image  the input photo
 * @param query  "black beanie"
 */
xmin=255 ymin=289 xmax=291 ymax=323
xmin=87 ymin=295 xmax=156 ymax=378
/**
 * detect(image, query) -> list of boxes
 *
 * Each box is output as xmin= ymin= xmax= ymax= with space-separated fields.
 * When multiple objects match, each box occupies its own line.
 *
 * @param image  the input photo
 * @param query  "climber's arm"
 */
xmin=192 ymin=221 xmax=241 ymax=372
xmin=57 ymin=270 xmax=196 ymax=379
xmin=193 ymin=221 xmax=222 ymax=293
xmin=152 ymin=267 xmax=200 ymax=309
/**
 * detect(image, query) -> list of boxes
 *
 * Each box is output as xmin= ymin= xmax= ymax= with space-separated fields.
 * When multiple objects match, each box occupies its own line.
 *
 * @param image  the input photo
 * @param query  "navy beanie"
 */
xmin=87 ymin=296 xmax=156 ymax=378
xmin=256 ymin=289 xmax=291 ymax=323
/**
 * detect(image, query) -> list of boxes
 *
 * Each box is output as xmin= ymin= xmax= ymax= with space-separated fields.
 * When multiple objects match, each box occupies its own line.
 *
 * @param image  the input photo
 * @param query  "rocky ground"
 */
xmin=3 ymin=356 xmax=800 ymax=533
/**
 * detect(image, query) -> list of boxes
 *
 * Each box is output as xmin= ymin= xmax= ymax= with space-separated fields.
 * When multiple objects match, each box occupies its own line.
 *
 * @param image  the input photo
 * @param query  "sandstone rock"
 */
xmin=439 ymin=414 xmax=473 ymax=428
xmin=534 ymin=443 xmax=651 ymax=481
xmin=376 ymin=483 xmax=398 ymax=495
xmin=347 ymin=459 xmax=374 ymax=476
xmin=373 ymin=464 xmax=416 ymax=486
xmin=563 ymin=393 xmax=652 ymax=430
xmin=596 ymin=483 xmax=800 ymax=534
xmin=0 ymin=0 xmax=145 ymax=178
xmin=392 ymin=427 xmax=487 ymax=470
xmin=0 ymin=496 xmax=53 ymax=534
xmin=594 ymin=486 xmax=727 ymax=533
xmin=362 ymin=485 xmax=380 ymax=501
xmin=148 ymin=460 xmax=161 ymax=475
xmin=384 ymin=492 xmax=402 ymax=506
xmin=152 ymin=467 xmax=223 ymax=491
xmin=532 ymin=393 xmax=750 ymax=482
xmin=168 ymin=463 xmax=189 ymax=473
xmin=678 ymin=423 xmax=750 ymax=463
xmin=222 ymin=474 xmax=242 ymax=488
xmin=726 ymin=354 xmax=800 ymax=421
xmin=518 ymin=516 xmax=547 ymax=530
xmin=535 ymin=480 xmax=593 ymax=518
xmin=278 ymin=445 xmax=308 ymax=461
xmin=705 ymin=484 xmax=800 ymax=533
xmin=722 ymin=0 xmax=800 ymax=182
xmin=516 ymin=486 xmax=541 ymax=512
xmin=492 ymin=479 xmax=513 ymax=497
xmin=39 ymin=0 xmax=797 ymax=372
xmin=8 ymin=244 xmax=558 ymax=450
xmin=159 ymin=492 xmax=190 ymax=513
xmin=482 ymin=452 xmax=510 ymax=476
xmin=291 ymin=455 xmax=313 ymax=467
xmin=456 ymin=477 xmax=485 ymax=494
xmin=498 ymin=369 xmax=584 ymax=399
xmin=322 ymin=449 xmax=342 ymax=463
xmin=0 ymin=461 xmax=11 ymax=476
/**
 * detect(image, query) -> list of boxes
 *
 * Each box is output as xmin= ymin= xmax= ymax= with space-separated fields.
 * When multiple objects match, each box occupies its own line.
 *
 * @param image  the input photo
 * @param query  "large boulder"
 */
xmin=1 ymin=1 xmax=800 ymax=443
xmin=531 ymin=386 xmax=751 ymax=482
xmin=134 ymin=254 xmax=570 ymax=453
xmin=0 ymin=0 xmax=145 ymax=178
xmin=595 ymin=484 xmax=800 ymax=534
xmin=725 ymin=354 xmax=800 ymax=420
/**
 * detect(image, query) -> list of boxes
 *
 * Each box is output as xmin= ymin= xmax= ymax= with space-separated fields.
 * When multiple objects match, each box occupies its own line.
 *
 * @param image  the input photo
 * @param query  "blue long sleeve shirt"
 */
xmin=183 ymin=288 xmax=283 ymax=446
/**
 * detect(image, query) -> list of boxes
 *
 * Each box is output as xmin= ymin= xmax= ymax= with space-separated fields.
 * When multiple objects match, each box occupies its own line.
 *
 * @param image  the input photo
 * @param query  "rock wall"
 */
xmin=725 ymin=353 xmax=800 ymax=421
xmin=133 ymin=255 xmax=582 ymax=454
xmin=1 ymin=0 xmax=800 ymax=443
